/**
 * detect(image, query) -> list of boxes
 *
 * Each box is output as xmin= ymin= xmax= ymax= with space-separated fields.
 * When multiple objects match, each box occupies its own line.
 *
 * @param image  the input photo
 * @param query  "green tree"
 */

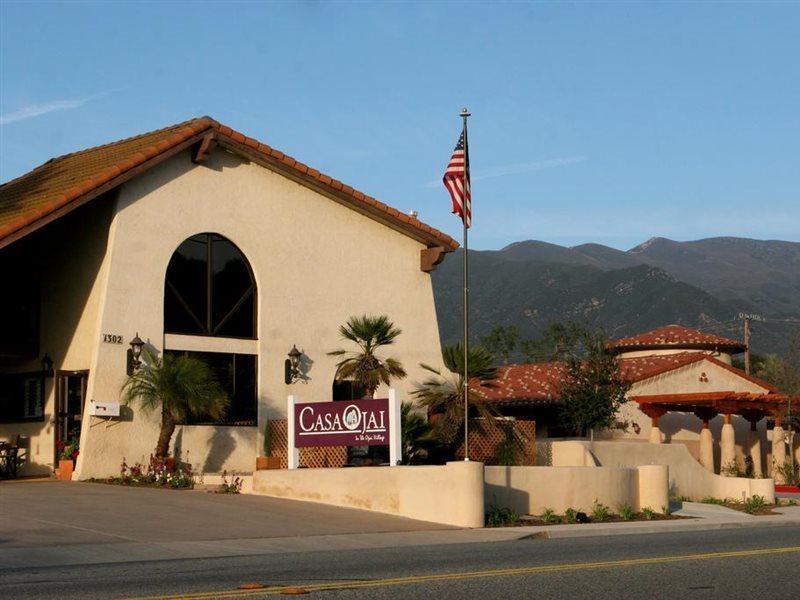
xmin=328 ymin=314 xmax=407 ymax=398
xmin=558 ymin=328 xmax=631 ymax=437
xmin=122 ymin=350 xmax=229 ymax=458
xmin=480 ymin=325 xmax=521 ymax=364
xmin=412 ymin=343 xmax=500 ymax=459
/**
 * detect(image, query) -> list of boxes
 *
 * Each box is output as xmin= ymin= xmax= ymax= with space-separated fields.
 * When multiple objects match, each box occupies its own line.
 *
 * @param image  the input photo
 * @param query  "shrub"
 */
xmin=564 ymin=508 xmax=578 ymax=524
xmin=541 ymin=508 xmax=558 ymax=523
xmin=662 ymin=505 xmax=671 ymax=516
xmin=618 ymin=504 xmax=635 ymax=521
xmin=701 ymin=496 xmax=726 ymax=505
xmin=114 ymin=455 xmax=194 ymax=489
xmin=774 ymin=462 xmax=799 ymax=486
xmin=743 ymin=495 xmax=767 ymax=514
xmin=485 ymin=505 xmax=521 ymax=527
xmin=641 ymin=506 xmax=656 ymax=520
xmin=218 ymin=470 xmax=243 ymax=494
xmin=591 ymin=500 xmax=610 ymax=522
xmin=721 ymin=461 xmax=741 ymax=477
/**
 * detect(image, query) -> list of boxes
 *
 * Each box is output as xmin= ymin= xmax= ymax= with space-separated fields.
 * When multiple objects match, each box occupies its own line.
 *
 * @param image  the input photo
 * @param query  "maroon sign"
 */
xmin=294 ymin=399 xmax=389 ymax=447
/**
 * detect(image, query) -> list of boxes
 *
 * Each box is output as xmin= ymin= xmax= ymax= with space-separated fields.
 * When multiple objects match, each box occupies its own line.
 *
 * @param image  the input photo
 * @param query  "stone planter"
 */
xmin=256 ymin=456 xmax=281 ymax=470
xmin=58 ymin=459 xmax=74 ymax=481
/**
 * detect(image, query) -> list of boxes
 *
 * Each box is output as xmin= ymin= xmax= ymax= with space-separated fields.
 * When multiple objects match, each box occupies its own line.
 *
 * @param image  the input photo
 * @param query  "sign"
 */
xmin=286 ymin=390 xmax=402 ymax=469
xmin=294 ymin=398 xmax=389 ymax=447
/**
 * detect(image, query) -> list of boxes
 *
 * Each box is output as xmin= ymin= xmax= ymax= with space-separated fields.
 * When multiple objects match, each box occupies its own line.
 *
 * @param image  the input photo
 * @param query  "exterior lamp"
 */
xmin=285 ymin=345 xmax=302 ymax=384
xmin=127 ymin=333 xmax=145 ymax=376
xmin=41 ymin=354 xmax=53 ymax=375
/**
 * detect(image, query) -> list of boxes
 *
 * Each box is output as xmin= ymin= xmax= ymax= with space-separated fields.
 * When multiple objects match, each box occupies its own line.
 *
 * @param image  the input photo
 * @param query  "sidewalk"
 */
xmin=2 ymin=494 xmax=799 ymax=571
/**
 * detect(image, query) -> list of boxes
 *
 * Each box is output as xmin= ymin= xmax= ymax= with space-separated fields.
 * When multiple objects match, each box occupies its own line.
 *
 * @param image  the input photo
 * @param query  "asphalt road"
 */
xmin=2 ymin=525 xmax=800 ymax=599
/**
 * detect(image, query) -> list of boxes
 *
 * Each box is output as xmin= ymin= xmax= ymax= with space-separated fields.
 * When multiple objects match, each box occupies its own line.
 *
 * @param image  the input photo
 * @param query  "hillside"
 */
xmin=432 ymin=237 xmax=800 ymax=356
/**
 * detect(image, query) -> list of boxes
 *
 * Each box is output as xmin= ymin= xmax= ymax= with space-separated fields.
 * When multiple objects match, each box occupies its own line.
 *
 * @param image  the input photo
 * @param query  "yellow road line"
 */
xmin=129 ymin=545 xmax=800 ymax=599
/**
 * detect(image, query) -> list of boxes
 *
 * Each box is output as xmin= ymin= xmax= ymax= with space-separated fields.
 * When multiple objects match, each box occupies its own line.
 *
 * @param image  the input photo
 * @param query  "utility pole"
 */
xmin=738 ymin=313 xmax=763 ymax=375
xmin=744 ymin=316 xmax=751 ymax=375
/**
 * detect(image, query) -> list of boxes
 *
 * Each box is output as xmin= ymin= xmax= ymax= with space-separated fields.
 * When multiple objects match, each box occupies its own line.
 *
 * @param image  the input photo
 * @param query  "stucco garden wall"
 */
xmin=485 ymin=464 xmax=668 ymax=515
xmin=252 ymin=462 xmax=485 ymax=528
xmin=73 ymin=148 xmax=445 ymax=479
xmin=582 ymin=440 xmax=775 ymax=503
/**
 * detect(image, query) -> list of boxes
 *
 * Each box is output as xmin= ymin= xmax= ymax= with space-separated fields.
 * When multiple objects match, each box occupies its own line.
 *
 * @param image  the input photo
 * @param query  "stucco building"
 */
xmin=0 ymin=117 xmax=456 ymax=478
xmin=474 ymin=325 xmax=798 ymax=477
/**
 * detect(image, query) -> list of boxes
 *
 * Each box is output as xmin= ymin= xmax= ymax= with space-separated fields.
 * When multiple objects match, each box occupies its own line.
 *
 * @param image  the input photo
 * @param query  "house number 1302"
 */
xmin=103 ymin=334 xmax=123 ymax=344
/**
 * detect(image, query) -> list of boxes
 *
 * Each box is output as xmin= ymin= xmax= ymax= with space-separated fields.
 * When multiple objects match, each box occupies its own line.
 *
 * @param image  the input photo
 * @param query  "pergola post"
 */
xmin=772 ymin=416 xmax=787 ymax=484
xmin=694 ymin=408 xmax=717 ymax=472
xmin=739 ymin=410 xmax=765 ymax=479
xmin=641 ymin=405 xmax=667 ymax=444
xmin=720 ymin=413 xmax=736 ymax=475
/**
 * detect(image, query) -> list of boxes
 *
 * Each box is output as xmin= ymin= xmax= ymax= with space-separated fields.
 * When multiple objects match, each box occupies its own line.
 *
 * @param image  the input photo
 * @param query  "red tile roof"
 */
xmin=0 ymin=117 xmax=459 ymax=251
xmin=471 ymin=352 xmax=773 ymax=407
xmin=608 ymin=324 xmax=746 ymax=354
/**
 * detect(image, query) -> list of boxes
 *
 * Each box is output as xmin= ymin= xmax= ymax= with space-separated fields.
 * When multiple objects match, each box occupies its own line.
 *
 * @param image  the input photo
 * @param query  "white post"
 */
xmin=388 ymin=388 xmax=402 ymax=466
xmin=287 ymin=395 xmax=300 ymax=469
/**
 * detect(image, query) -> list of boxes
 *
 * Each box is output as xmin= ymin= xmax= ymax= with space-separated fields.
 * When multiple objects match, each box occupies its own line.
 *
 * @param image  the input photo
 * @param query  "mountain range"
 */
xmin=431 ymin=237 xmax=800 ymax=356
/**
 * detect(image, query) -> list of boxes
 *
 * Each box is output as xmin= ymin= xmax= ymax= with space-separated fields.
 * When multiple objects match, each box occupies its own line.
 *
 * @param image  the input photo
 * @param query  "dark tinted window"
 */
xmin=166 ymin=351 xmax=257 ymax=426
xmin=164 ymin=234 xmax=255 ymax=338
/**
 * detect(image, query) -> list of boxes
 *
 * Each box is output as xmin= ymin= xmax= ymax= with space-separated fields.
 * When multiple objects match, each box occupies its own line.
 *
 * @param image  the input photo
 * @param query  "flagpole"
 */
xmin=460 ymin=107 xmax=471 ymax=462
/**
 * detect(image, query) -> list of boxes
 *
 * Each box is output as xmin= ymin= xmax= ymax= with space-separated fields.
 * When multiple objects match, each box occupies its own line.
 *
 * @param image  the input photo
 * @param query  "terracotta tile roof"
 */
xmin=0 ymin=117 xmax=459 ymax=251
xmin=471 ymin=352 xmax=773 ymax=407
xmin=608 ymin=324 xmax=746 ymax=354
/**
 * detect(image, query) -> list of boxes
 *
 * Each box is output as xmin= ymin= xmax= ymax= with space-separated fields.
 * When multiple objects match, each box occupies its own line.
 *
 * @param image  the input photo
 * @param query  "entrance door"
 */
xmin=54 ymin=370 xmax=88 ymax=461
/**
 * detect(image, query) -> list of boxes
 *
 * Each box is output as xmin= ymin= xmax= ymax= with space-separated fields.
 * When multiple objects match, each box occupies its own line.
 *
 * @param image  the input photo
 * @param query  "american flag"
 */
xmin=442 ymin=128 xmax=471 ymax=228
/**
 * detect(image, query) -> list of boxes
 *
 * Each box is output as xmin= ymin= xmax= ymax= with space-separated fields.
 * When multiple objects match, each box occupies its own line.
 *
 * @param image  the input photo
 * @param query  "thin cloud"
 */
xmin=424 ymin=155 xmax=587 ymax=187
xmin=0 ymin=94 xmax=103 ymax=125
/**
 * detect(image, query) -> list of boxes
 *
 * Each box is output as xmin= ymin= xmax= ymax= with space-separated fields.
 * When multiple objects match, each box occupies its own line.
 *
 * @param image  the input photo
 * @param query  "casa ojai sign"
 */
xmin=295 ymin=398 xmax=389 ymax=447
xmin=286 ymin=390 xmax=402 ymax=469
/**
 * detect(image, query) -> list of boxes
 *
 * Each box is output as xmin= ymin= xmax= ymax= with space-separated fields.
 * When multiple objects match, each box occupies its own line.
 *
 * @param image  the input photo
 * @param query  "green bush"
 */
xmin=641 ymin=506 xmax=656 ymax=520
xmin=564 ymin=508 xmax=578 ymax=523
xmin=541 ymin=508 xmax=558 ymax=523
xmin=618 ymin=504 xmax=635 ymax=521
xmin=743 ymin=495 xmax=767 ymax=514
xmin=591 ymin=500 xmax=610 ymax=522
xmin=485 ymin=505 xmax=521 ymax=527
xmin=701 ymin=496 xmax=726 ymax=505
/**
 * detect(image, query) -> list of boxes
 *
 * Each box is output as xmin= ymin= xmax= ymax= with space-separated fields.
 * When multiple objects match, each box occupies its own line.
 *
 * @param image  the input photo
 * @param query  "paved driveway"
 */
xmin=0 ymin=481 xmax=450 ymax=552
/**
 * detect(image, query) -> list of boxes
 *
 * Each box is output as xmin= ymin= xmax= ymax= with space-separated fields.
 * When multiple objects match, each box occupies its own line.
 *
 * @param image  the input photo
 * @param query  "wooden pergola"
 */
xmin=633 ymin=391 xmax=794 ymax=477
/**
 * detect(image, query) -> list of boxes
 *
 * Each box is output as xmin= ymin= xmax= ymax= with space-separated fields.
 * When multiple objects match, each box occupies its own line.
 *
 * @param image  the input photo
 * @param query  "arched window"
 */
xmin=164 ymin=233 xmax=256 ymax=338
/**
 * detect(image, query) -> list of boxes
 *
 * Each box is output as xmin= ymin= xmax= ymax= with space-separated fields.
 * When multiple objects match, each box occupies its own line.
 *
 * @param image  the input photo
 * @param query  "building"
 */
xmin=473 ymin=325 xmax=798 ymax=477
xmin=0 ymin=117 xmax=456 ymax=478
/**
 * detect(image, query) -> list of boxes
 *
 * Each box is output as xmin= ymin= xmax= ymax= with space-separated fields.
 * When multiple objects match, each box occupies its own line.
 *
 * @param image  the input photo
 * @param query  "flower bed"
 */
xmin=486 ymin=502 xmax=688 ymax=527
xmin=88 ymin=456 xmax=194 ymax=489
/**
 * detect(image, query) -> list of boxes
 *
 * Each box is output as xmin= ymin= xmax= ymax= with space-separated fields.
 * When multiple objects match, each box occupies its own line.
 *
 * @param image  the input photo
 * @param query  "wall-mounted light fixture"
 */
xmin=127 ymin=333 xmax=145 ymax=376
xmin=41 ymin=354 xmax=53 ymax=376
xmin=285 ymin=345 xmax=302 ymax=384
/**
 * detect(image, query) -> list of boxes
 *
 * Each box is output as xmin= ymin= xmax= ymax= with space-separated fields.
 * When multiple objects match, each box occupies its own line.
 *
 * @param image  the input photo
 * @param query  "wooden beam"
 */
xmin=420 ymin=246 xmax=448 ymax=273
xmin=192 ymin=133 xmax=217 ymax=164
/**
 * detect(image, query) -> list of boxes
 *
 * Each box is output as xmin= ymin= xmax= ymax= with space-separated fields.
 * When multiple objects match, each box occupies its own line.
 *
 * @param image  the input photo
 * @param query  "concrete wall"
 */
xmin=582 ymin=440 xmax=775 ymax=503
xmin=485 ymin=464 xmax=668 ymax=515
xmin=252 ymin=462 xmax=485 ymax=528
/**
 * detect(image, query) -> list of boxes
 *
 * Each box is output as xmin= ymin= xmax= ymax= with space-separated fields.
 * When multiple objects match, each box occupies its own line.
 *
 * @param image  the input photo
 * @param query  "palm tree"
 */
xmin=412 ymin=343 xmax=500 ymax=459
xmin=328 ymin=314 xmax=407 ymax=398
xmin=122 ymin=349 xmax=229 ymax=458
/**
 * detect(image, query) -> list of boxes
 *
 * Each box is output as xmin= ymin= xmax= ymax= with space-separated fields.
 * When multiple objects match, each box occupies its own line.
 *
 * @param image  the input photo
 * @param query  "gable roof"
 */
xmin=471 ymin=351 xmax=775 ymax=407
xmin=608 ymin=324 xmax=746 ymax=355
xmin=0 ymin=117 xmax=459 ymax=251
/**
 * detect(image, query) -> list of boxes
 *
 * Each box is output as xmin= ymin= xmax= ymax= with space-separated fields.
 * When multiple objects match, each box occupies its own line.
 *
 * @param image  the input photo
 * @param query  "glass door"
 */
xmin=54 ymin=370 xmax=88 ymax=463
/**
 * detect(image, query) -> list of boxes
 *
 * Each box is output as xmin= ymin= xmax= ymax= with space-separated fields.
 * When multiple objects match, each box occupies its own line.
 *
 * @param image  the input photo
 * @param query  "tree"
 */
xmin=558 ymin=328 xmax=631 ymax=437
xmin=412 ymin=343 xmax=500 ymax=459
xmin=328 ymin=314 xmax=407 ymax=398
xmin=480 ymin=325 xmax=521 ymax=364
xmin=122 ymin=350 xmax=229 ymax=458
xmin=754 ymin=332 xmax=800 ymax=441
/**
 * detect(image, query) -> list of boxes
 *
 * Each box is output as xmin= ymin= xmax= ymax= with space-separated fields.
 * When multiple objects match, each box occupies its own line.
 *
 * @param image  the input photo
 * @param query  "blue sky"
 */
xmin=1 ymin=1 xmax=798 ymax=250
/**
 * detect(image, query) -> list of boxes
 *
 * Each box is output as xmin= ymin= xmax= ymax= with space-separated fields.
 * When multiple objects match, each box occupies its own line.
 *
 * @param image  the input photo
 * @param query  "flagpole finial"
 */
xmin=460 ymin=107 xmax=471 ymax=118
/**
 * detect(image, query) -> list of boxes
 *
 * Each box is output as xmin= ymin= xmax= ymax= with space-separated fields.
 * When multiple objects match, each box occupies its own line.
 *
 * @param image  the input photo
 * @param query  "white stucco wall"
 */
xmin=73 ymin=148 xmax=445 ymax=479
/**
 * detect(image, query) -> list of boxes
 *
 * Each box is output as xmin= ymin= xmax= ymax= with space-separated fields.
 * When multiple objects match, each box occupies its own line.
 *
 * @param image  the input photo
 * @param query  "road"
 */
xmin=2 ymin=525 xmax=800 ymax=599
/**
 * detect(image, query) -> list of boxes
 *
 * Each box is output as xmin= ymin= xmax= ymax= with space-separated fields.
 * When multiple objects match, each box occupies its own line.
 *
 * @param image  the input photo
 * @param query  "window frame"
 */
xmin=164 ymin=233 xmax=257 ymax=340
xmin=0 ymin=370 xmax=49 ymax=424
